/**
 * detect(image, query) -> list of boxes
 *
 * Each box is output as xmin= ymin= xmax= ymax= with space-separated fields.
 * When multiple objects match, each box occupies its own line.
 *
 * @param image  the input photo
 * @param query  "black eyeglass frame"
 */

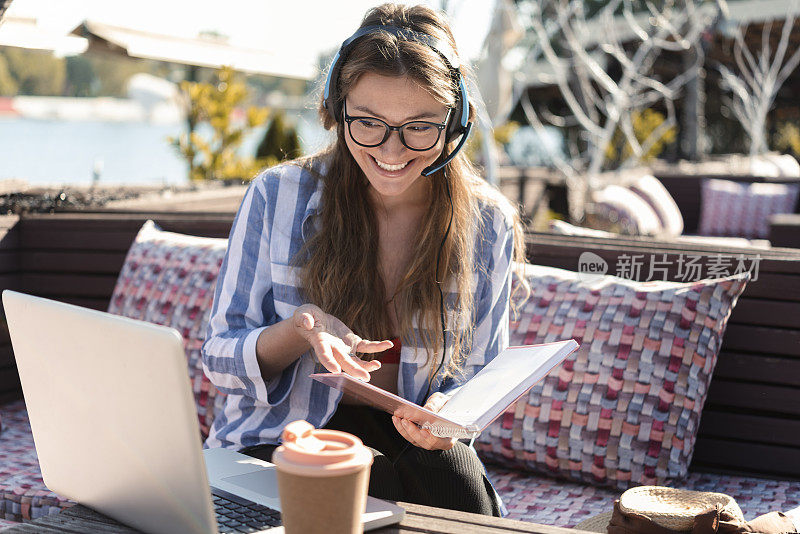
xmin=343 ymin=101 xmax=452 ymax=152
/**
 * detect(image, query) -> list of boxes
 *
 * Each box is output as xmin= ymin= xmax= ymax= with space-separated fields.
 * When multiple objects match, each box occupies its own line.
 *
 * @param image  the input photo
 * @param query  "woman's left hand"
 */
xmin=392 ymin=392 xmax=456 ymax=451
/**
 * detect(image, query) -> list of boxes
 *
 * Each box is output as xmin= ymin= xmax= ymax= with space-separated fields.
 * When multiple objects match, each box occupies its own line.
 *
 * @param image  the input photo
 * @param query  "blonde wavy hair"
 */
xmin=295 ymin=3 xmax=527 ymax=380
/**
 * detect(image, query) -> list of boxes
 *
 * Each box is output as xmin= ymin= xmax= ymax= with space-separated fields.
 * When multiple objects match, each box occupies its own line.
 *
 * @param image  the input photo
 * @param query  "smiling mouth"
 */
xmin=372 ymin=156 xmax=410 ymax=172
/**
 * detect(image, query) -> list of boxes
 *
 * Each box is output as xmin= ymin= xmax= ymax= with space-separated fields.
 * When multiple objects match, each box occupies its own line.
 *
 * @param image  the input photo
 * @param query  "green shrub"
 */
xmin=170 ymin=66 xmax=269 ymax=182
xmin=256 ymin=111 xmax=301 ymax=167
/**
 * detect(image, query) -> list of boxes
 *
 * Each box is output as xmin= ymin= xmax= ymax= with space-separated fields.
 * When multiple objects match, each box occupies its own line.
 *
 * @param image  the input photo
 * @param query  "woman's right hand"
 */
xmin=292 ymin=304 xmax=393 ymax=381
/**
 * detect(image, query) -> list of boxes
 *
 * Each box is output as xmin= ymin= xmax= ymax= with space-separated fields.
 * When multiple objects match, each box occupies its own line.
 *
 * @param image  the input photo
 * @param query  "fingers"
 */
xmin=333 ymin=335 xmax=389 ymax=379
xmin=391 ymin=415 xmax=456 ymax=451
xmin=294 ymin=307 xmax=392 ymax=379
xmin=337 ymin=351 xmax=377 ymax=381
xmin=423 ymin=392 xmax=449 ymax=413
xmin=308 ymin=337 xmax=341 ymax=374
xmin=391 ymin=415 xmax=418 ymax=446
xmin=354 ymin=357 xmax=382 ymax=373
xmin=293 ymin=308 xmax=318 ymax=333
xmin=300 ymin=312 xmax=314 ymax=331
xmin=341 ymin=334 xmax=392 ymax=356
xmin=356 ymin=339 xmax=394 ymax=354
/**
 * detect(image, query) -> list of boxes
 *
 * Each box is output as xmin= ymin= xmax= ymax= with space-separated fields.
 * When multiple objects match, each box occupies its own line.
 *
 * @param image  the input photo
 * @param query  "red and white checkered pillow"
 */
xmin=107 ymin=221 xmax=227 ymax=439
xmin=475 ymin=264 xmax=748 ymax=489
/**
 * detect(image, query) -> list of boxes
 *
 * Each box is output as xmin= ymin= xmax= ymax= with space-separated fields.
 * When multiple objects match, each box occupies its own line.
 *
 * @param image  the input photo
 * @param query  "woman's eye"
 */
xmin=357 ymin=119 xmax=382 ymax=129
xmin=407 ymin=124 xmax=432 ymax=133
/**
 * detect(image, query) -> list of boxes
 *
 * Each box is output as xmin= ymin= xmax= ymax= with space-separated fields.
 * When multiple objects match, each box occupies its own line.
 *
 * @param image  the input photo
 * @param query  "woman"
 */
xmin=202 ymin=3 xmax=527 ymax=516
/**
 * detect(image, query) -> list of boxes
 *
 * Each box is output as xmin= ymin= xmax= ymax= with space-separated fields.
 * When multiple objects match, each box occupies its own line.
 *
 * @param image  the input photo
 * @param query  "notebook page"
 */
xmin=436 ymin=340 xmax=578 ymax=429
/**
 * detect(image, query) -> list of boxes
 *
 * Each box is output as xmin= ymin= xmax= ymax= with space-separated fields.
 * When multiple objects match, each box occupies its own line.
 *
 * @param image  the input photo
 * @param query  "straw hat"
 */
xmin=574 ymin=486 xmax=746 ymax=533
xmin=575 ymin=510 xmax=615 ymax=532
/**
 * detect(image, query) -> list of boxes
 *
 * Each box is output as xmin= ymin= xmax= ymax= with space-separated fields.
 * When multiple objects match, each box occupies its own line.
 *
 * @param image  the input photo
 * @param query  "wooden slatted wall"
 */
xmin=0 ymin=213 xmax=234 ymax=402
xmin=769 ymin=213 xmax=800 ymax=249
xmin=527 ymin=232 xmax=800 ymax=479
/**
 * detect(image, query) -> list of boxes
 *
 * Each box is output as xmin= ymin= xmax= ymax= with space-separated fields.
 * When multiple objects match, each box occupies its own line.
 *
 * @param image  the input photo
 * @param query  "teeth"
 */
xmin=374 ymin=158 xmax=409 ymax=172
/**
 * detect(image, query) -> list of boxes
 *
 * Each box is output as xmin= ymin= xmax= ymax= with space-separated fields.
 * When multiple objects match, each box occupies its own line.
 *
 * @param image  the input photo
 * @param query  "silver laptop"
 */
xmin=3 ymin=290 xmax=404 ymax=534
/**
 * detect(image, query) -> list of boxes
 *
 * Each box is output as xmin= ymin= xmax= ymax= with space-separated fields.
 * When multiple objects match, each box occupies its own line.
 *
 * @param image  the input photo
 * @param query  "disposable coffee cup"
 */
xmin=272 ymin=420 xmax=373 ymax=534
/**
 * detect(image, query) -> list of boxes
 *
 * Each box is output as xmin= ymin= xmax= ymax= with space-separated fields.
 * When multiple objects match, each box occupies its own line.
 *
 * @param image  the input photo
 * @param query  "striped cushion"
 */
xmin=476 ymin=264 xmax=748 ymax=489
xmin=590 ymin=185 xmax=663 ymax=236
xmin=628 ymin=174 xmax=683 ymax=237
xmin=106 ymin=220 xmax=228 ymax=439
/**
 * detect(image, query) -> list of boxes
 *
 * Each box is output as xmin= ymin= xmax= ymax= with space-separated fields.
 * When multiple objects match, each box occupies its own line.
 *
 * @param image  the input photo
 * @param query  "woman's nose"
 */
xmin=380 ymin=129 xmax=406 ymax=155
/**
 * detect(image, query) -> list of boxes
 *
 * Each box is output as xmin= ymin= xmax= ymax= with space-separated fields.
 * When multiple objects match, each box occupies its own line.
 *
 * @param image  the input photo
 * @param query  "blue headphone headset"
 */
xmin=323 ymin=25 xmax=473 ymax=176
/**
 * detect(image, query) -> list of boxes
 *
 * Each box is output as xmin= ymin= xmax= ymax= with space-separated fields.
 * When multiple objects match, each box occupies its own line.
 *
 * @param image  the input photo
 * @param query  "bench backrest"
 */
xmin=1 ymin=213 xmax=798 ymax=480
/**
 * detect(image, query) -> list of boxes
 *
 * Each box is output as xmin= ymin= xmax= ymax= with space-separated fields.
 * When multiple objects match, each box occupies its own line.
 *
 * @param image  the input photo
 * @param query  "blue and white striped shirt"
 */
xmin=202 ymin=162 xmax=515 ymax=450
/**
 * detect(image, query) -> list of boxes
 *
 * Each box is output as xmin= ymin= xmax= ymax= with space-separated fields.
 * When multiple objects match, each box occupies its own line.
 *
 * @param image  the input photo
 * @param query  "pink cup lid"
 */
xmin=272 ymin=420 xmax=373 ymax=477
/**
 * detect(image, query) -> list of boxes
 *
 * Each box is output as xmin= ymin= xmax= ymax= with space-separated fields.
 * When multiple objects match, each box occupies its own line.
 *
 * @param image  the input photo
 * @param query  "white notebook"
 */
xmin=311 ymin=339 xmax=579 ymax=438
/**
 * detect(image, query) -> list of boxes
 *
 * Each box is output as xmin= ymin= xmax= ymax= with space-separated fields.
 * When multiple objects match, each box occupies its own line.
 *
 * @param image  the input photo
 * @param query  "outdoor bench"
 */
xmin=0 ymin=212 xmax=798 ymax=528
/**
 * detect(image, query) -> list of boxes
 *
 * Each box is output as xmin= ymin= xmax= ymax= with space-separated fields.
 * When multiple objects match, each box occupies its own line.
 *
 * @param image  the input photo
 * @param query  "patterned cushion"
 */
xmin=107 ymin=220 xmax=227 ymax=439
xmin=476 ymin=264 xmax=748 ymax=489
xmin=698 ymin=178 xmax=800 ymax=238
xmin=488 ymin=465 xmax=800 ymax=528
xmin=0 ymin=401 xmax=74 ymax=522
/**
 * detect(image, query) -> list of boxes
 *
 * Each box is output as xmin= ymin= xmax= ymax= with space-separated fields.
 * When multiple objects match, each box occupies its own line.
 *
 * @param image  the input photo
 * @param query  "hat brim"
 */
xmin=574 ymin=510 xmax=613 ymax=533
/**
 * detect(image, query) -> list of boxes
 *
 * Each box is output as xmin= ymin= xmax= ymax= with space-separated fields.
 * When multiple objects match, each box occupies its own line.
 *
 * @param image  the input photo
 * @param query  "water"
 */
xmin=0 ymin=113 xmax=332 ymax=187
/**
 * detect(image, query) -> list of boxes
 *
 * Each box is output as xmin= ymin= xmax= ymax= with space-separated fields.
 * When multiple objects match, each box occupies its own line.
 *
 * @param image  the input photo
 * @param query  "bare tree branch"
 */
xmin=516 ymin=0 xmax=723 ymax=220
xmin=528 ymin=3 xmax=606 ymax=139
xmin=519 ymin=91 xmax=578 ymax=179
xmin=621 ymin=99 xmax=678 ymax=169
xmin=717 ymin=5 xmax=800 ymax=155
xmin=540 ymin=108 xmax=580 ymax=128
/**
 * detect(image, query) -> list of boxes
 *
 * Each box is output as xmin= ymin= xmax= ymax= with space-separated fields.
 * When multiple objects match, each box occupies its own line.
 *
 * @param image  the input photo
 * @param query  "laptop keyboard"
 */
xmin=211 ymin=487 xmax=282 ymax=533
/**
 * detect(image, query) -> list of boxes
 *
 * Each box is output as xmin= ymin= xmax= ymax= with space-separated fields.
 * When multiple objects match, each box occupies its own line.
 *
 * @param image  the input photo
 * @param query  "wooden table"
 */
xmin=3 ymin=503 xmax=584 ymax=533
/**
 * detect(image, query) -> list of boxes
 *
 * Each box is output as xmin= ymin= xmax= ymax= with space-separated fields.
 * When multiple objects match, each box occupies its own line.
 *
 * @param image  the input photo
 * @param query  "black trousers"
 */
xmin=239 ymin=404 xmax=501 ymax=516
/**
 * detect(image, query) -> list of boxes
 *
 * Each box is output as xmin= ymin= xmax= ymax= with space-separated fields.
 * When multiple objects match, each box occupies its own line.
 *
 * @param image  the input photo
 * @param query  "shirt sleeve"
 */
xmin=440 ymin=205 xmax=514 ymax=398
xmin=202 ymin=173 xmax=294 ymax=405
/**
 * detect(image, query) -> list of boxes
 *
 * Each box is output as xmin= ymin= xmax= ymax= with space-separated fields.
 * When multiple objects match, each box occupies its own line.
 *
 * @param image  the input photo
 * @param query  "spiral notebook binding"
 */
xmin=421 ymin=422 xmax=480 ymax=439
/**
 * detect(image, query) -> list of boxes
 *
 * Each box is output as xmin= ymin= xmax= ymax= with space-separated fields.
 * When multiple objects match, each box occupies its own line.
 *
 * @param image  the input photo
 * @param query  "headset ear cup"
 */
xmin=445 ymin=74 xmax=468 ymax=141
xmin=445 ymin=104 xmax=462 ymax=141
xmin=446 ymin=99 xmax=465 ymax=141
xmin=324 ymin=48 xmax=345 ymax=124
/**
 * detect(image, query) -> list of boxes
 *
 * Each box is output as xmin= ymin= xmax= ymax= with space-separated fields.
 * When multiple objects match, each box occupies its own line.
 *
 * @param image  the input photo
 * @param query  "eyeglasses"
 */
xmin=343 ymin=101 xmax=451 ymax=152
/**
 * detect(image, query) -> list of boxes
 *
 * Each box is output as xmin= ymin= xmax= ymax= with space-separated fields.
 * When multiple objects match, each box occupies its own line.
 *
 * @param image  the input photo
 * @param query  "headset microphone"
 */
xmin=421 ymin=122 xmax=472 ymax=177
